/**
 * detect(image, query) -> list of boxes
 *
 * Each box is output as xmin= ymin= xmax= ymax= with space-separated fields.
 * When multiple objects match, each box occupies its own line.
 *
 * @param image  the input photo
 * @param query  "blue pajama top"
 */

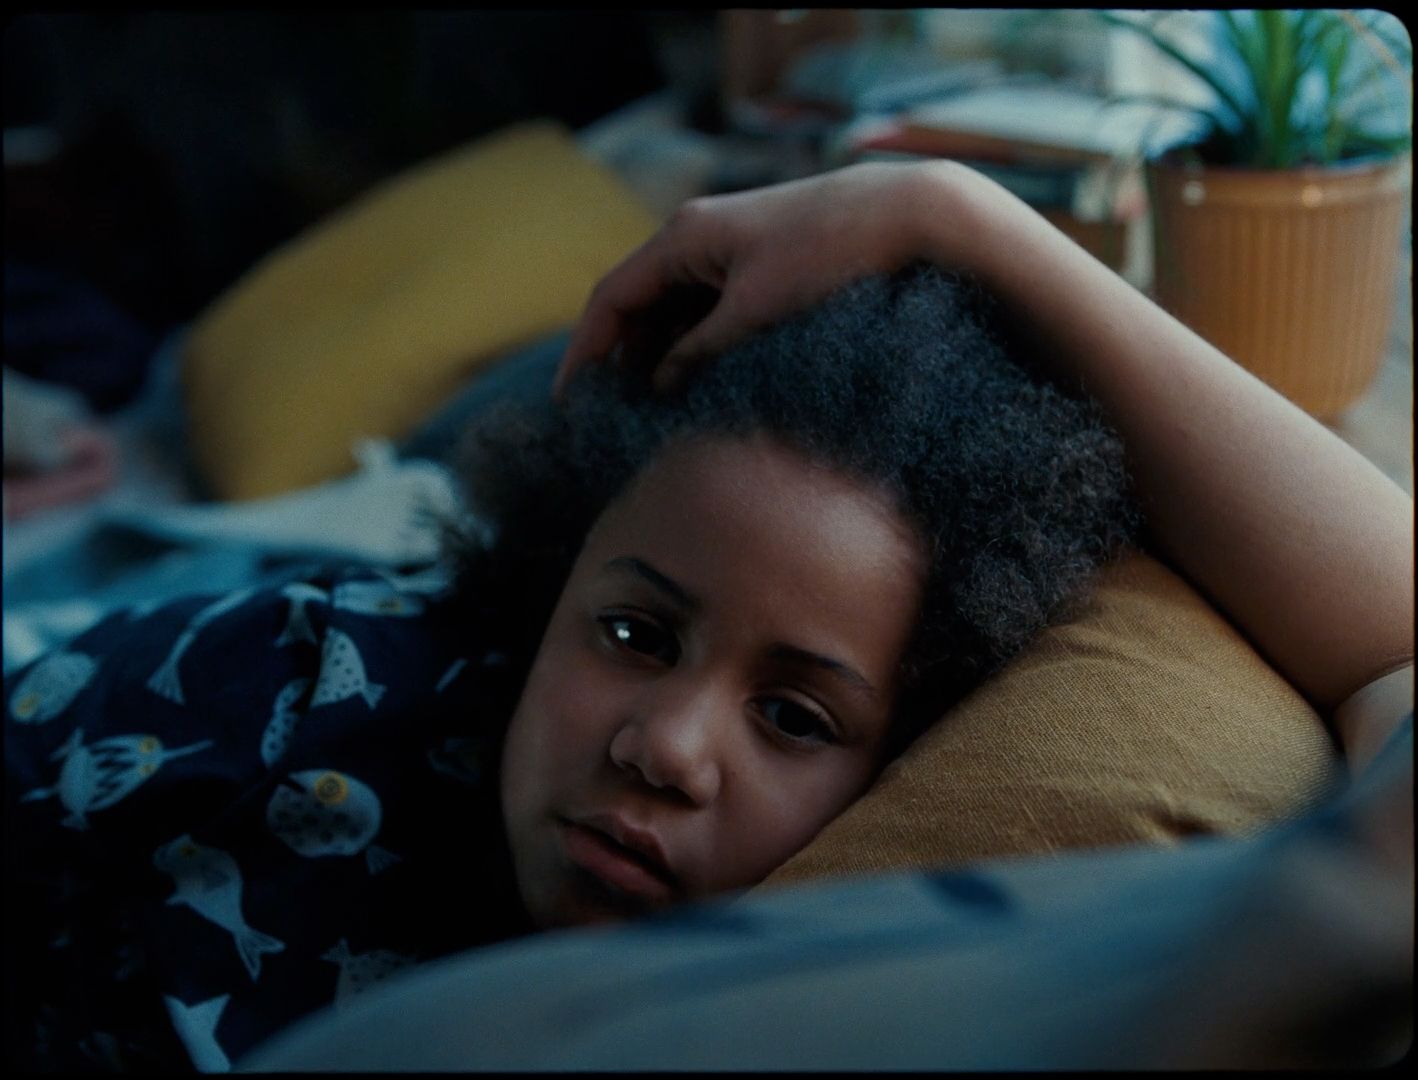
xmin=4 ymin=565 xmax=534 ymax=1071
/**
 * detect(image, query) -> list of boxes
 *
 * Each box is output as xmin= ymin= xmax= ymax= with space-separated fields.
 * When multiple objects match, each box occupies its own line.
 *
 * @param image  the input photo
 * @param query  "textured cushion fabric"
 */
xmin=181 ymin=121 xmax=658 ymax=501
xmin=760 ymin=550 xmax=1341 ymax=888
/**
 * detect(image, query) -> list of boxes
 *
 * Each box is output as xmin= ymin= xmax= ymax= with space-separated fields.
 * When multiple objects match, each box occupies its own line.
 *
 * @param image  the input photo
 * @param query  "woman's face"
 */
xmin=499 ymin=434 xmax=924 ymax=929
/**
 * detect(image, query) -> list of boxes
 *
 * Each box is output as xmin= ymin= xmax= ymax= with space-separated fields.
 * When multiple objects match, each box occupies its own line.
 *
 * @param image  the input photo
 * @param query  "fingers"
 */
xmin=555 ymin=231 xmax=687 ymax=398
xmin=650 ymin=293 xmax=753 ymax=395
xmin=555 ymin=200 xmax=729 ymax=398
xmin=651 ymin=257 xmax=823 ymax=394
xmin=556 ymin=274 xmax=638 ymax=397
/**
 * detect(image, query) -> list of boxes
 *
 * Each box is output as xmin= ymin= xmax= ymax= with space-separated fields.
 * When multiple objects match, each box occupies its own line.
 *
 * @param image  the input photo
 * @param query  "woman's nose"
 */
xmin=608 ymin=680 xmax=725 ymax=806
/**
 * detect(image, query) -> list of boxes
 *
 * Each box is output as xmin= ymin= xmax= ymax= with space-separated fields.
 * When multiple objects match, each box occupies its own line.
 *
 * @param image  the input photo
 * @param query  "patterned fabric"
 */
xmin=4 ymin=565 xmax=532 ymax=1072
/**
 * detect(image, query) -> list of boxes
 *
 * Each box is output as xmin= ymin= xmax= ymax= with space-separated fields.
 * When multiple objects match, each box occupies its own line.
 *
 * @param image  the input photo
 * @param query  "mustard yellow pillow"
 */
xmin=759 ymin=550 xmax=1341 ymax=889
xmin=182 ymin=121 xmax=659 ymax=501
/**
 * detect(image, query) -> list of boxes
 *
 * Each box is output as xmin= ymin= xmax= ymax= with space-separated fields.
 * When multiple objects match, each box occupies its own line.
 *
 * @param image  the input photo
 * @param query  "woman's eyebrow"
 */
xmin=602 ymin=556 xmax=701 ymax=611
xmin=768 ymin=643 xmax=880 ymax=701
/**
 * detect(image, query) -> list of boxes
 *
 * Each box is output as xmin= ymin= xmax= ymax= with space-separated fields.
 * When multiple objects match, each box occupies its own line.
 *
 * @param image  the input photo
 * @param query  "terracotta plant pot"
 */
xmin=1147 ymin=154 xmax=1411 ymax=421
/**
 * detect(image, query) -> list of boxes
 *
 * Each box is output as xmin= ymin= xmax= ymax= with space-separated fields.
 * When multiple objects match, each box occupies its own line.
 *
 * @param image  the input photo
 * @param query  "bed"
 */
xmin=4 ymin=115 xmax=1407 ymax=1070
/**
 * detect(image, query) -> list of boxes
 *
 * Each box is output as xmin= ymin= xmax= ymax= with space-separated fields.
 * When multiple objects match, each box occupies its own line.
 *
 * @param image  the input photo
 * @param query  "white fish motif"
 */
xmin=434 ymin=658 xmax=467 ymax=693
xmin=20 ymin=729 xmax=213 ymax=830
xmin=267 ymin=768 xmax=401 ymax=874
xmin=8 ymin=650 xmax=98 ymax=724
xmin=310 ymin=629 xmax=385 ymax=710
xmin=331 ymin=580 xmax=425 ymax=618
xmin=2 ymin=600 xmax=105 ymax=673
xmin=322 ymin=938 xmax=418 ymax=1007
xmin=274 ymin=583 xmax=330 ymax=647
xmin=163 ymin=993 xmax=232 ymax=1072
xmin=154 ymin=834 xmax=285 ymax=981
xmin=377 ymin=562 xmax=455 ymax=598
xmin=260 ymin=677 xmax=312 ymax=767
xmin=148 ymin=589 xmax=256 ymax=705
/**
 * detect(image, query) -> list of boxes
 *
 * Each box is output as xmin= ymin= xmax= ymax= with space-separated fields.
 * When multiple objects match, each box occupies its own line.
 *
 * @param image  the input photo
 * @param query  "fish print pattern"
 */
xmin=4 ymin=568 xmax=522 ymax=1071
xmin=154 ymin=835 xmax=286 ymax=981
xmin=274 ymin=584 xmax=330 ymax=647
xmin=148 ymin=589 xmax=256 ymax=705
xmin=259 ymin=677 xmax=313 ymax=767
xmin=20 ymin=729 xmax=213 ymax=830
xmin=322 ymin=938 xmax=418 ymax=1007
xmin=310 ymin=629 xmax=385 ymax=710
xmin=330 ymin=579 xmax=425 ymax=618
xmin=163 ymin=994 xmax=232 ymax=1073
xmin=266 ymin=769 xmax=401 ymax=874
xmin=8 ymin=649 xmax=98 ymax=724
xmin=434 ymin=658 xmax=468 ymax=693
xmin=377 ymin=562 xmax=455 ymax=599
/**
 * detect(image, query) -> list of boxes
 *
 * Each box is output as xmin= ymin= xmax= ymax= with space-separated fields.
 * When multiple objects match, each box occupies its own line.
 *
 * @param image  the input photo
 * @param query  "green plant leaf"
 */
xmin=1097 ymin=8 xmax=1411 ymax=168
xmin=1098 ymin=90 xmax=1235 ymax=159
xmin=1339 ymin=129 xmax=1414 ymax=159
xmin=1094 ymin=11 xmax=1254 ymax=134
xmin=1294 ymin=9 xmax=1350 ymax=77
xmin=1346 ymin=10 xmax=1412 ymax=70
xmin=1216 ymin=11 xmax=1264 ymax=156
xmin=1262 ymin=11 xmax=1307 ymax=167
xmin=1307 ymin=14 xmax=1353 ymax=163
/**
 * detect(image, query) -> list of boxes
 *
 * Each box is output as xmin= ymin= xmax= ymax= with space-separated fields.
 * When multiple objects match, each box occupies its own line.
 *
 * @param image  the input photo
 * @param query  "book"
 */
xmin=777 ymin=41 xmax=1001 ymax=115
xmin=886 ymin=123 xmax=1107 ymax=168
xmin=900 ymin=83 xmax=1200 ymax=165
xmin=842 ymin=121 xmax=1143 ymax=223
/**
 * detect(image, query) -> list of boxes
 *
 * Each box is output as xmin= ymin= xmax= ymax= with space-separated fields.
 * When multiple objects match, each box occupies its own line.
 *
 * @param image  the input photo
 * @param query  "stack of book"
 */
xmin=831 ymin=82 xmax=1200 ymax=274
xmin=776 ymin=41 xmax=1002 ymax=117
xmin=836 ymin=83 xmax=1196 ymax=218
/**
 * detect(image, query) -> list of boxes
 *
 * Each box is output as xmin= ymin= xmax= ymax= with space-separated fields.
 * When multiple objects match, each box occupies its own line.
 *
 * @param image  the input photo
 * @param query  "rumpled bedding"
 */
xmin=2 ymin=328 xmax=567 ymax=675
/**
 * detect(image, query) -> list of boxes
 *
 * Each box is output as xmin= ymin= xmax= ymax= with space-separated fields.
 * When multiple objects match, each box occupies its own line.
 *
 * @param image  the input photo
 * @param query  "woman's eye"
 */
xmin=598 ymin=614 xmax=679 ymax=664
xmin=758 ymin=698 xmax=835 ymax=746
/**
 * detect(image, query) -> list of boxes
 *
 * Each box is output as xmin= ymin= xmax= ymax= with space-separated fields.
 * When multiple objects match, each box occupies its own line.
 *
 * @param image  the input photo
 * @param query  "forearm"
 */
xmin=910 ymin=162 xmax=1414 ymax=713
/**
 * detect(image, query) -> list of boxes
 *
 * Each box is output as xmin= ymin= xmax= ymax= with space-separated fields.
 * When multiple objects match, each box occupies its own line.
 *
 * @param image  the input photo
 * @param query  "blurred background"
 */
xmin=3 ymin=9 xmax=1411 ymax=527
xmin=3 ymin=9 xmax=1159 ymax=336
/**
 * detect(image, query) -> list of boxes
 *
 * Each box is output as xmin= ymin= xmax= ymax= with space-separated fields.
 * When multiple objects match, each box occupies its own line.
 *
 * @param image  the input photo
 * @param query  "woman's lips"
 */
xmin=559 ymin=820 xmax=677 ymax=903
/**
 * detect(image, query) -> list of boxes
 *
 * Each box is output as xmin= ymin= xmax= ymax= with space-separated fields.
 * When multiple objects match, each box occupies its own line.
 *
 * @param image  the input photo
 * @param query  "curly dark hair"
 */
xmin=446 ymin=263 xmax=1141 ymax=752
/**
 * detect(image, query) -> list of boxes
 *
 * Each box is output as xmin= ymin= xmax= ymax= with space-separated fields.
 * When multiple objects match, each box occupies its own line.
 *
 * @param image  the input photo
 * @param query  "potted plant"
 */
xmin=1102 ymin=9 xmax=1412 ymax=420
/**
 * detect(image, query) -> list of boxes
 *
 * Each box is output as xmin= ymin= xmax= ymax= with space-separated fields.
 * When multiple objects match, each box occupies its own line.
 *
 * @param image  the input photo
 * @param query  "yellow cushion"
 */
xmin=759 ymin=550 xmax=1341 ymax=889
xmin=182 ymin=121 xmax=659 ymax=501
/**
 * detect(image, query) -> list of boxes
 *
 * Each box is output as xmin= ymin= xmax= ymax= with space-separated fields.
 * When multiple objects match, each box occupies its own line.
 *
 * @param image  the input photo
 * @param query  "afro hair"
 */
xmin=446 ymin=262 xmax=1141 ymax=748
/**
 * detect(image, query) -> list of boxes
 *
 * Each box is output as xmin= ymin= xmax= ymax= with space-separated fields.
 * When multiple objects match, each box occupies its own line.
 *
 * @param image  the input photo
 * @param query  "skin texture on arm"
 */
xmin=556 ymin=161 xmax=1414 ymax=767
